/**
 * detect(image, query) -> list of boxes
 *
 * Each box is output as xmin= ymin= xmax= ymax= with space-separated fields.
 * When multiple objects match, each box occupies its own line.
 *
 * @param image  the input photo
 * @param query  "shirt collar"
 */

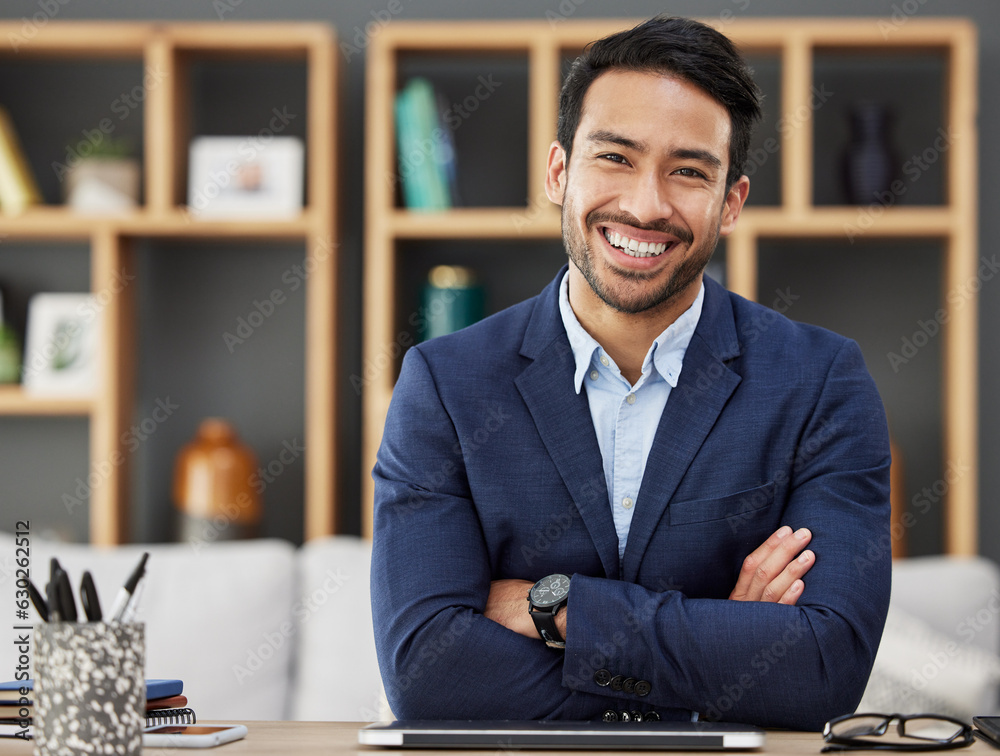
xmin=558 ymin=270 xmax=705 ymax=394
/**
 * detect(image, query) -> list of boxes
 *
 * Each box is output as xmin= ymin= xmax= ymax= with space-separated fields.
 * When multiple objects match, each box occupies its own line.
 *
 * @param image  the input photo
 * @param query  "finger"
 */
xmin=760 ymin=549 xmax=814 ymax=603
xmin=730 ymin=526 xmax=793 ymax=600
xmin=778 ymin=579 xmax=804 ymax=606
xmin=734 ymin=527 xmax=812 ymax=601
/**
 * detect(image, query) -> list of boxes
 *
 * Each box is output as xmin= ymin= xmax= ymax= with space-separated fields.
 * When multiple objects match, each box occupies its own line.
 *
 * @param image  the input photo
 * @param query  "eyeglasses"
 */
xmin=822 ymin=713 xmax=974 ymax=752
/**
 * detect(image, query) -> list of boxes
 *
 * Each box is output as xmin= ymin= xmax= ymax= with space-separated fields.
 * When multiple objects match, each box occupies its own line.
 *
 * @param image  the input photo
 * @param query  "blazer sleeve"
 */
xmin=562 ymin=338 xmax=892 ymax=731
xmin=371 ymin=346 xmax=615 ymax=720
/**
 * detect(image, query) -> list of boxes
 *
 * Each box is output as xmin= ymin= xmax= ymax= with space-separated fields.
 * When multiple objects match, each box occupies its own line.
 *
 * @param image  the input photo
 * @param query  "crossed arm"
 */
xmin=485 ymin=525 xmax=816 ymax=640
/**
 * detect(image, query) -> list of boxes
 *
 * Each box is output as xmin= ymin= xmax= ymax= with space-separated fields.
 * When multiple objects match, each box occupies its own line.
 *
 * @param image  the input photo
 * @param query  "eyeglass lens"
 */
xmin=830 ymin=716 xmax=966 ymax=745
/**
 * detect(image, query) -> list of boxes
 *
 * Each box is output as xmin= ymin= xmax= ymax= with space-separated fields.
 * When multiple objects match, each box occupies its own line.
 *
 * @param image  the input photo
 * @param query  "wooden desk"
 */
xmin=0 ymin=721 xmax=994 ymax=754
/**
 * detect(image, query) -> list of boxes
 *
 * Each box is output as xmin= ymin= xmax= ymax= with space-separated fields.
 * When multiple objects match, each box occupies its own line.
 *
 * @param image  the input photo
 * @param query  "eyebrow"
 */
xmin=586 ymin=130 xmax=724 ymax=171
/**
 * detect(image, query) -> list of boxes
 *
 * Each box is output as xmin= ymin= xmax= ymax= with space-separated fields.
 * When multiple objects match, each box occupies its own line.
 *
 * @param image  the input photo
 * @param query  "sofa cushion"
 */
xmin=290 ymin=536 xmax=384 ymax=721
xmin=0 ymin=536 xmax=297 ymax=720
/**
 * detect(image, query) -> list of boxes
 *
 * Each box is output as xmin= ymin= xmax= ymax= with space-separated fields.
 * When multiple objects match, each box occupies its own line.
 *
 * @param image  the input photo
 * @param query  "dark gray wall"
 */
xmin=0 ymin=0 xmax=997 ymax=564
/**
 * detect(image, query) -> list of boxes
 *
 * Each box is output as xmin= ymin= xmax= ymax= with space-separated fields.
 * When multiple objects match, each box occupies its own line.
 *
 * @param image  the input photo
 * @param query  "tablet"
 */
xmin=359 ymin=720 xmax=765 ymax=750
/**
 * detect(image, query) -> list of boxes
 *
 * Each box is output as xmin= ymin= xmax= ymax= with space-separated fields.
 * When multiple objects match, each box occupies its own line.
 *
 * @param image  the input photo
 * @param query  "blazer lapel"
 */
xmin=622 ymin=279 xmax=743 ymax=582
xmin=515 ymin=269 xmax=620 ymax=579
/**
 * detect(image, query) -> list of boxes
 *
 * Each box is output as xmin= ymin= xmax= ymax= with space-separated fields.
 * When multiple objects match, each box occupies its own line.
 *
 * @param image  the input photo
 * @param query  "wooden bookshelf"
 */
xmin=0 ymin=22 xmax=340 ymax=545
xmin=362 ymin=18 xmax=979 ymax=555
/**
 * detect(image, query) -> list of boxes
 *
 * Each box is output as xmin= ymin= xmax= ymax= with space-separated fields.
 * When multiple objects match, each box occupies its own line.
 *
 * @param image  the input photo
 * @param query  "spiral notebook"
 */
xmin=145 ymin=707 xmax=197 ymax=728
xmin=359 ymin=720 xmax=765 ymax=750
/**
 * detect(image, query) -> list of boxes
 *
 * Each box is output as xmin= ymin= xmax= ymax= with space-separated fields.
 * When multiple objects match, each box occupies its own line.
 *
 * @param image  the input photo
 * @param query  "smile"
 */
xmin=602 ymin=228 xmax=672 ymax=258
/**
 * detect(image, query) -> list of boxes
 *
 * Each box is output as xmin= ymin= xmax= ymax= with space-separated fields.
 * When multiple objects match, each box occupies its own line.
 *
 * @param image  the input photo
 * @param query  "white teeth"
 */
xmin=603 ymin=229 xmax=669 ymax=258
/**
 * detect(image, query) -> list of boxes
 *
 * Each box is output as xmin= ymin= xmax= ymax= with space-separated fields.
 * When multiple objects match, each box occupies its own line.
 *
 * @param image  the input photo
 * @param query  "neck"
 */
xmin=566 ymin=266 xmax=700 ymax=386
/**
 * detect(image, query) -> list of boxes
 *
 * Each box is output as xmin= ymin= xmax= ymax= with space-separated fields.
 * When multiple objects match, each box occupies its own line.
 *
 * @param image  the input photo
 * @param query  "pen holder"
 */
xmin=33 ymin=622 xmax=145 ymax=756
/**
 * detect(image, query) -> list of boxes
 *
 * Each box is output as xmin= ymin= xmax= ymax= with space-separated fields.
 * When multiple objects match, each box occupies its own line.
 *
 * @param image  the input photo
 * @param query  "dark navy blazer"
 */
xmin=371 ymin=267 xmax=891 ymax=730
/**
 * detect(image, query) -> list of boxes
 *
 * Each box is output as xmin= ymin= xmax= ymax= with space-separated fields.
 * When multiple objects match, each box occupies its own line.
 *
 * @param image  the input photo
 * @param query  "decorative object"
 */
xmin=0 ymin=105 xmax=42 ymax=215
xmin=22 ymin=292 xmax=99 ymax=396
xmin=418 ymin=265 xmax=484 ymax=342
xmin=173 ymin=418 xmax=261 ymax=542
xmin=187 ymin=135 xmax=304 ymax=219
xmin=0 ymin=323 xmax=20 ymax=384
xmin=34 ymin=622 xmax=145 ymax=756
xmin=65 ymin=137 xmax=140 ymax=214
xmin=842 ymin=100 xmax=898 ymax=205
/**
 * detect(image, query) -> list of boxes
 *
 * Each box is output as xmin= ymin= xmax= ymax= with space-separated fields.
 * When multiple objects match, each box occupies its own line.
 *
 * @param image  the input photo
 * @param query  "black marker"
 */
xmin=80 ymin=571 xmax=102 ymax=622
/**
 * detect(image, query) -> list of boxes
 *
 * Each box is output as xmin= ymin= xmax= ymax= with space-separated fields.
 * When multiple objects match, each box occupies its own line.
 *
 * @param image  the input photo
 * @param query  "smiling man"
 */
xmin=371 ymin=16 xmax=891 ymax=730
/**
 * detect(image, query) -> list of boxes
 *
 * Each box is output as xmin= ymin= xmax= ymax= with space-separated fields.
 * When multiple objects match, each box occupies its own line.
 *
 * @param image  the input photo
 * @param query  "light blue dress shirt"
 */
xmin=558 ymin=271 xmax=705 ymax=559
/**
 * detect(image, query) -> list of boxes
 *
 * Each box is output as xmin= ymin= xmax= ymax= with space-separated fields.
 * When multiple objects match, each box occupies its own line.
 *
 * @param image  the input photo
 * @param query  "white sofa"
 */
xmin=1 ymin=534 xmax=998 ymax=723
xmin=0 ymin=535 xmax=384 ymax=721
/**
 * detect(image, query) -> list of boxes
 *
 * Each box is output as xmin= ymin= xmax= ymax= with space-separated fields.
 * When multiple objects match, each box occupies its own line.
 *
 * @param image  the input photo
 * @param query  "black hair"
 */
xmin=557 ymin=15 xmax=762 ymax=189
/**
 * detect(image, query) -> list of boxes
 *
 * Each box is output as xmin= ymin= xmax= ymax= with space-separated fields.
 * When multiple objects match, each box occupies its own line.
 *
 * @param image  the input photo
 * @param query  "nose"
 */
xmin=617 ymin=169 xmax=675 ymax=225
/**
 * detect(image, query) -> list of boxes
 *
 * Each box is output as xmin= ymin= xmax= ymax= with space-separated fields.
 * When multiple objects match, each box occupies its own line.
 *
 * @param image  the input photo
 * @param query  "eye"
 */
xmin=598 ymin=153 xmax=631 ymax=166
xmin=674 ymin=167 xmax=706 ymax=179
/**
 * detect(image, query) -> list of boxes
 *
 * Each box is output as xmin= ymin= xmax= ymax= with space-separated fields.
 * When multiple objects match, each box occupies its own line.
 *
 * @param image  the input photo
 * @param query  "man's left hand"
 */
xmin=485 ymin=579 xmax=568 ymax=640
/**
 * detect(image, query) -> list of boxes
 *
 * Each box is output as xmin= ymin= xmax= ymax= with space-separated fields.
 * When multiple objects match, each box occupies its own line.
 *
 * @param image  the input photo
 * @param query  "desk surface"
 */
xmin=0 ymin=721 xmax=995 ymax=754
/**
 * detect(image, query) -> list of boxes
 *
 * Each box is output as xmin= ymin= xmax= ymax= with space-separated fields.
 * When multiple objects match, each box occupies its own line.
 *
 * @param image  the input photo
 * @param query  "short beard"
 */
xmin=562 ymin=208 xmax=719 ymax=315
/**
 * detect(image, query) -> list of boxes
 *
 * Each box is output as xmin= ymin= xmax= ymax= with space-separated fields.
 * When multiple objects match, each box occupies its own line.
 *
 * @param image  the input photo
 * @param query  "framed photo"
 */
xmin=187 ymin=135 xmax=304 ymax=219
xmin=22 ymin=293 xmax=99 ymax=396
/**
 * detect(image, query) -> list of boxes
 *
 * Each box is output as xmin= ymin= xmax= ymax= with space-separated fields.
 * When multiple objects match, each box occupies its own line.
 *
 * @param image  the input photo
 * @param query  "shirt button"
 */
xmin=622 ymin=497 xmax=633 ymax=510
xmin=600 ymin=354 xmax=609 ymax=367
xmin=626 ymin=393 xmax=636 ymax=405
xmin=589 ymin=370 xmax=599 ymax=381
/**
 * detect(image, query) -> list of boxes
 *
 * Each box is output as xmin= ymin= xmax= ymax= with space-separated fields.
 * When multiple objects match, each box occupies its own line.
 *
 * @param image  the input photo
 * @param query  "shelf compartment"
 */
xmin=812 ymin=50 xmax=947 ymax=207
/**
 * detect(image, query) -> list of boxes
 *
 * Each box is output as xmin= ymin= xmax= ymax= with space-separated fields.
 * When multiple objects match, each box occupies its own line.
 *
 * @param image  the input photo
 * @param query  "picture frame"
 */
xmin=186 ymin=135 xmax=305 ymax=219
xmin=22 ymin=293 xmax=100 ymax=395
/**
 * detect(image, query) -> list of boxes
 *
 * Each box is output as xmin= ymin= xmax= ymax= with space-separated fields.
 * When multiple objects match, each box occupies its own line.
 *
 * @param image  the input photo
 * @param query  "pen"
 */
xmin=80 ymin=570 xmax=102 ymax=622
xmin=46 ymin=579 xmax=61 ymax=623
xmin=27 ymin=578 xmax=49 ymax=621
xmin=110 ymin=552 xmax=149 ymax=622
xmin=54 ymin=567 xmax=78 ymax=622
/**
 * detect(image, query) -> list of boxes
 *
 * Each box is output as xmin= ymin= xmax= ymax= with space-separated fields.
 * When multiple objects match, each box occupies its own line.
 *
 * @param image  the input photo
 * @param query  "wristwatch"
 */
xmin=528 ymin=574 xmax=570 ymax=648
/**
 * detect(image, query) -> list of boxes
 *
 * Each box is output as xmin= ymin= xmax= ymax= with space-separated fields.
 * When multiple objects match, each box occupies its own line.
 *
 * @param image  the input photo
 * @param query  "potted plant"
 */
xmin=64 ymin=136 xmax=141 ymax=214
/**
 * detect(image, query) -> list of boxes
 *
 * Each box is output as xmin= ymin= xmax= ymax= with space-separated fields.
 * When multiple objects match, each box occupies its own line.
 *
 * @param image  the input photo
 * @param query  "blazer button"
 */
xmin=630 ymin=711 xmax=643 ymax=722
xmin=618 ymin=710 xmax=632 ymax=722
xmin=594 ymin=669 xmax=612 ymax=687
xmin=610 ymin=675 xmax=624 ymax=691
xmin=622 ymin=677 xmax=636 ymax=694
xmin=602 ymin=709 xmax=618 ymax=722
xmin=644 ymin=710 xmax=660 ymax=721
xmin=634 ymin=679 xmax=652 ymax=697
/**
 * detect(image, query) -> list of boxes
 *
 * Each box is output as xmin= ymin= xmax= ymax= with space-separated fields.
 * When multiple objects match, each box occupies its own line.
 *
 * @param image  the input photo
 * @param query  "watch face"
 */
xmin=530 ymin=574 xmax=570 ymax=607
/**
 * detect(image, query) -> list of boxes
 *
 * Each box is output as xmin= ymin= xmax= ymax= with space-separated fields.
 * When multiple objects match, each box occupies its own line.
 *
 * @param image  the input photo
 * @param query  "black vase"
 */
xmin=842 ymin=101 xmax=897 ymax=206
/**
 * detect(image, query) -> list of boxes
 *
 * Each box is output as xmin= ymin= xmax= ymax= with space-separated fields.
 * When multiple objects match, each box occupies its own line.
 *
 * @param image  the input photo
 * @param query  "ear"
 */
xmin=719 ymin=175 xmax=750 ymax=236
xmin=544 ymin=141 xmax=568 ymax=206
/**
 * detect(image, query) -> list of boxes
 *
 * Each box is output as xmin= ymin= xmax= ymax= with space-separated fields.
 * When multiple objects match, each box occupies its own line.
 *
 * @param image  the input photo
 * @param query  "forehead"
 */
xmin=577 ymin=69 xmax=732 ymax=157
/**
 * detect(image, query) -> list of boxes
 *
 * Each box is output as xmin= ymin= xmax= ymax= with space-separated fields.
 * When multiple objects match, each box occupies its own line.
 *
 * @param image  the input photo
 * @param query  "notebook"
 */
xmin=359 ymin=720 xmax=765 ymax=750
